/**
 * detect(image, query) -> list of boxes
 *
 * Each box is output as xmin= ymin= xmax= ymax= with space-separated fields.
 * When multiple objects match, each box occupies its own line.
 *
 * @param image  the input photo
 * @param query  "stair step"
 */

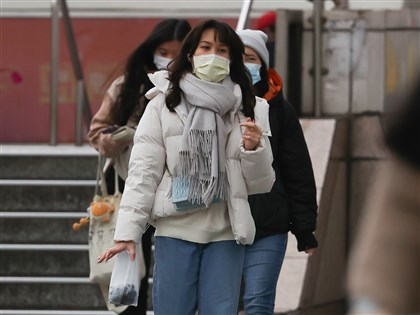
xmin=0 ymin=156 xmax=97 ymax=180
xmin=0 ymin=282 xmax=106 ymax=309
xmin=1 ymin=217 xmax=89 ymax=244
xmin=0 ymin=311 xmax=116 ymax=315
xmin=0 ymin=211 xmax=86 ymax=218
xmin=0 ymin=144 xmax=97 ymax=156
xmin=0 ymin=185 xmax=95 ymax=211
xmin=1 ymin=311 xmax=154 ymax=315
xmin=0 ymin=145 xmax=155 ymax=312
xmin=0 ymin=179 xmax=96 ymax=186
xmin=0 ymin=244 xmax=88 ymax=250
xmin=1 ymin=277 xmax=91 ymax=283
xmin=1 ymin=212 xmax=88 ymax=244
xmin=0 ymin=144 xmax=97 ymax=180
xmin=0 ymin=276 xmax=153 ymax=284
xmin=0 ymin=251 xmax=89 ymax=277
xmin=1 ymin=280 xmax=153 ymax=310
xmin=1 ymin=250 xmax=154 ymax=278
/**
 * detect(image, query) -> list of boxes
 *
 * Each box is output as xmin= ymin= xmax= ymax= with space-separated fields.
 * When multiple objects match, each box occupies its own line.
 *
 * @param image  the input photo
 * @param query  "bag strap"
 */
xmin=95 ymin=155 xmax=108 ymax=196
xmin=95 ymin=155 xmax=121 ymax=197
xmin=113 ymin=164 xmax=119 ymax=195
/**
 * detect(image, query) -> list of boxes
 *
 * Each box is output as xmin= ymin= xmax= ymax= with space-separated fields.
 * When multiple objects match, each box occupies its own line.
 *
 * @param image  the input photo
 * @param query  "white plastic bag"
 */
xmin=108 ymin=249 xmax=140 ymax=306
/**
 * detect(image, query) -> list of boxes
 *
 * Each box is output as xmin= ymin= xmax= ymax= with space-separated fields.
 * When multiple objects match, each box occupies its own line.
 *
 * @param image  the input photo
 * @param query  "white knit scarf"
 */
xmin=177 ymin=73 xmax=240 ymax=207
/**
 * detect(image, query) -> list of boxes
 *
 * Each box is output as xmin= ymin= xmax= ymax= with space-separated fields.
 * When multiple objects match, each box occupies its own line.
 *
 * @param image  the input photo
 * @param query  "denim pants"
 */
xmin=153 ymin=236 xmax=245 ymax=315
xmin=242 ymin=234 xmax=288 ymax=315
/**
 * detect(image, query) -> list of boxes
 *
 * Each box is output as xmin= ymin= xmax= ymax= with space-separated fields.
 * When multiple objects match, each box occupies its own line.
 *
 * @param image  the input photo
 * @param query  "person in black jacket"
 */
xmin=237 ymin=29 xmax=318 ymax=315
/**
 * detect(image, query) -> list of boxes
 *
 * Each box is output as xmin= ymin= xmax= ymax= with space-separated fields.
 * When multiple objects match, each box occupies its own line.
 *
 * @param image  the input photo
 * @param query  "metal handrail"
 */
xmin=236 ymin=0 xmax=254 ymax=31
xmin=50 ymin=0 xmax=92 ymax=146
xmin=60 ymin=0 xmax=92 ymax=135
xmin=50 ymin=0 xmax=59 ymax=146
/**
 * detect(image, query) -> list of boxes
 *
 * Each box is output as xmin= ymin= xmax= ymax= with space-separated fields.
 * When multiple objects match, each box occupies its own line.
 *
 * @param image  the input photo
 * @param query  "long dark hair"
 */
xmin=252 ymin=60 xmax=269 ymax=98
xmin=110 ymin=19 xmax=191 ymax=125
xmin=166 ymin=19 xmax=256 ymax=119
xmin=386 ymin=79 xmax=420 ymax=169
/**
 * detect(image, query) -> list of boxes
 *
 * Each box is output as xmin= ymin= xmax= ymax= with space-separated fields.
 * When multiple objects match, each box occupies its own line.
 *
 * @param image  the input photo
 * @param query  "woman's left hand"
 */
xmin=240 ymin=117 xmax=262 ymax=151
xmin=97 ymin=240 xmax=136 ymax=263
xmin=305 ymin=248 xmax=316 ymax=256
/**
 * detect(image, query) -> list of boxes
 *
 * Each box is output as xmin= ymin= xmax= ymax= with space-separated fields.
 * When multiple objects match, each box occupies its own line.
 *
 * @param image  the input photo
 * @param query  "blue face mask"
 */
xmin=245 ymin=63 xmax=262 ymax=85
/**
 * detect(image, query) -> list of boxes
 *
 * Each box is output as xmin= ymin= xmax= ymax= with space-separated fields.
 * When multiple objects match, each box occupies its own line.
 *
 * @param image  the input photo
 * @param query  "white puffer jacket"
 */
xmin=114 ymin=71 xmax=275 ymax=245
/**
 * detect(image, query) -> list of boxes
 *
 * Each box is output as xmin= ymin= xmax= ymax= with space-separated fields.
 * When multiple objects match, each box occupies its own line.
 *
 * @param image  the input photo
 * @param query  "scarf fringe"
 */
xmin=177 ymin=129 xmax=227 ymax=207
xmin=188 ymin=130 xmax=214 ymax=175
xmin=173 ymin=172 xmax=228 ymax=208
xmin=178 ymin=131 xmax=215 ymax=176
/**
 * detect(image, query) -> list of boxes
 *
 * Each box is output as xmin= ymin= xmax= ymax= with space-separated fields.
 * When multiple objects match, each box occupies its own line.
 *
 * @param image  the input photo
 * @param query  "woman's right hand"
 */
xmin=97 ymin=132 xmax=131 ymax=158
xmin=97 ymin=240 xmax=136 ymax=262
xmin=240 ymin=117 xmax=262 ymax=151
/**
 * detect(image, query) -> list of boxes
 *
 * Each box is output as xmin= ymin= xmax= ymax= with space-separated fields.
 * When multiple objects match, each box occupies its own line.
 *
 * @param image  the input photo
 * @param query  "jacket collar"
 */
xmin=146 ymin=70 xmax=242 ymax=127
xmin=146 ymin=70 xmax=187 ymax=124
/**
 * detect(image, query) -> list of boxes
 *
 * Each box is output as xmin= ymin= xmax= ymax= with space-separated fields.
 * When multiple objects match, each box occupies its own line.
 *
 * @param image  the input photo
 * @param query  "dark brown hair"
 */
xmin=110 ymin=19 xmax=191 ymax=126
xmin=165 ymin=19 xmax=256 ymax=119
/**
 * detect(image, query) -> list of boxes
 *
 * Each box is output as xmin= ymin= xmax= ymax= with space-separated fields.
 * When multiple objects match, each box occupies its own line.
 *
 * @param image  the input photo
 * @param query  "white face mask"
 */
xmin=192 ymin=54 xmax=230 ymax=83
xmin=154 ymin=55 xmax=172 ymax=70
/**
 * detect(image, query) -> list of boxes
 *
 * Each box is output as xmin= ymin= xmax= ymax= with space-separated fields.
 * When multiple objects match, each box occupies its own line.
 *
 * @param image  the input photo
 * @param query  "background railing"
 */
xmin=50 ymin=0 xmax=92 ymax=146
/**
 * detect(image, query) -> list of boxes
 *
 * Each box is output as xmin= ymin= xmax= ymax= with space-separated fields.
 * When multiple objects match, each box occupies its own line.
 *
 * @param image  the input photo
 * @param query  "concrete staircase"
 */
xmin=0 ymin=145 xmax=153 ymax=315
xmin=1 ymin=113 xmax=380 ymax=315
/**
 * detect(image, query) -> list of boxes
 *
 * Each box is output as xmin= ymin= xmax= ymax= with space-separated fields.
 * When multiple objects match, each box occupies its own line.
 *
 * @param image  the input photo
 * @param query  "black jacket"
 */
xmin=248 ymin=91 xmax=318 ymax=251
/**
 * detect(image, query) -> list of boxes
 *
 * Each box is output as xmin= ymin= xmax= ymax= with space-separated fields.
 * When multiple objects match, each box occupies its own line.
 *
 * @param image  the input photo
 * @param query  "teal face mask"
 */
xmin=245 ymin=63 xmax=262 ymax=85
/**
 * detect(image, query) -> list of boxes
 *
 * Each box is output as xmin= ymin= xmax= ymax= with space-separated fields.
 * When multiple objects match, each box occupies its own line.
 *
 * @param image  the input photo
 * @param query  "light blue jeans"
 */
xmin=153 ymin=236 xmax=245 ymax=315
xmin=242 ymin=234 xmax=288 ymax=315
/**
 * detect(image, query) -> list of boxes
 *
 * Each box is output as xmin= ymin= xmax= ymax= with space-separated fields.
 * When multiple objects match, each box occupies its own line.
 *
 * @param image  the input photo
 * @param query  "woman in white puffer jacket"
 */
xmin=98 ymin=19 xmax=275 ymax=315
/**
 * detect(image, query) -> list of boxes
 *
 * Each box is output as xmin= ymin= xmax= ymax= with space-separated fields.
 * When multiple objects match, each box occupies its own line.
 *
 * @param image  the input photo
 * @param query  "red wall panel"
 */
xmin=0 ymin=17 xmax=238 ymax=143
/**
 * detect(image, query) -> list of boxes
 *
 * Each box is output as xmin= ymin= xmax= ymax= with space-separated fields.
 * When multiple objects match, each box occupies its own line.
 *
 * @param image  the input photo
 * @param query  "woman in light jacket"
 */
xmin=88 ymin=18 xmax=191 ymax=179
xmin=88 ymin=19 xmax=191 ymax=315
xmin=98 ymin=20 xmax=275 ymax=315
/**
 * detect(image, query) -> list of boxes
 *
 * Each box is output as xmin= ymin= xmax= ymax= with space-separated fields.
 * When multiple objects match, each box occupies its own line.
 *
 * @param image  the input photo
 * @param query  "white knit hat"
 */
xmin=237 ymin=29 xmax=270 ymax=68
